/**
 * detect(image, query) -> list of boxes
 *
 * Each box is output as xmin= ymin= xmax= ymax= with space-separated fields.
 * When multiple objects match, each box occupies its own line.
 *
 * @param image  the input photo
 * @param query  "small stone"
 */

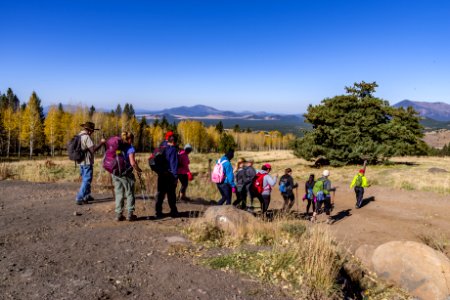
xmin=73 ymin=211 xmax=82 ymax=216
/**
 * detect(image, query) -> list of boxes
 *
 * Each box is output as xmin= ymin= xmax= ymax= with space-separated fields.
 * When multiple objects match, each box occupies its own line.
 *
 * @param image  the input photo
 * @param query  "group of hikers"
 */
xmin=71 ymin=122 xmax=370 ymax=223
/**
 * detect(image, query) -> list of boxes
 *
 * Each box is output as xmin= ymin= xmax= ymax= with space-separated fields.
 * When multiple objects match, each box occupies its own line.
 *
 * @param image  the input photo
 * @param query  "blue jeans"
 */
xmin=76 ymin=165 xmax=93 ymax=202
xmin=217 ymin=183 xmax=232 ymax=205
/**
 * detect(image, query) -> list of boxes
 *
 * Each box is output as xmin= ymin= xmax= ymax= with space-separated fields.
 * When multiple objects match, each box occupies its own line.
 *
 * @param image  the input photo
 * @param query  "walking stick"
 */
xmin=137 ymin=171 xmax=148 ymax=210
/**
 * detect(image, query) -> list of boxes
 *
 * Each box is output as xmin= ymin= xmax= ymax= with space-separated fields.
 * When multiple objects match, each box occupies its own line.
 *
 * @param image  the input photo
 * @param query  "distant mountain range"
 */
xmin=135 ymin=104 xmax=302 ymax=122
xmin=394 ymin=100 xmax=450 ymax=122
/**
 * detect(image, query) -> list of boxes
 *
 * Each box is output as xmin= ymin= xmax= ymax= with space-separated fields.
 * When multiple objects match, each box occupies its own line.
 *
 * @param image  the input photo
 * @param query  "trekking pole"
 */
xmin=295 ymin=186 xmax=299 ymax=213
xmin=137 ymin=171 xmax=148 ymax=210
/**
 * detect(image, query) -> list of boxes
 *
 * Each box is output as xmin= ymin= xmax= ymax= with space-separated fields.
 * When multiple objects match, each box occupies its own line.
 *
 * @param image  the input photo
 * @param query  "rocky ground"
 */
xmin=1 ymin=179 xmax=449 ymax=299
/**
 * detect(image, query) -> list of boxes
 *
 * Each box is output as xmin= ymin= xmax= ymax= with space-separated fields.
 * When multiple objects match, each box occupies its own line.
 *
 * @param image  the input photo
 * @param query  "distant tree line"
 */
xmin=0 ymin=88 xmax=295 ymax=158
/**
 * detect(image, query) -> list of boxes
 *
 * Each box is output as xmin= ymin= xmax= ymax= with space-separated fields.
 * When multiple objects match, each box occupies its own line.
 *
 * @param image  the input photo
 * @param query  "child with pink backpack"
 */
xmin=211 ymin=150 xmax=236 ymax=205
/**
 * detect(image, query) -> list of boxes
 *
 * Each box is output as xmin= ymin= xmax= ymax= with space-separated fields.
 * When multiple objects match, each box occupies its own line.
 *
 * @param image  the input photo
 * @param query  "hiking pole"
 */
xmin=137 ymin=171 xmax=148 ymax=210
xmin=295 ymin=186 xmax=299 ymax=213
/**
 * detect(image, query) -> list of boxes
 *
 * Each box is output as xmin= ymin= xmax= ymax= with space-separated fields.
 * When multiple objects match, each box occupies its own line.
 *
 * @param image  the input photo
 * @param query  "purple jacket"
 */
xmin=177 ymin=150 xmax=190 ymax=175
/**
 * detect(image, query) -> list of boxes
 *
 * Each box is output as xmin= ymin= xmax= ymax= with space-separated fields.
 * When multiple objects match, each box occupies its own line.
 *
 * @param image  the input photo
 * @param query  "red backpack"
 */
xmin=251 ymin=172 xmax=266 ymax=195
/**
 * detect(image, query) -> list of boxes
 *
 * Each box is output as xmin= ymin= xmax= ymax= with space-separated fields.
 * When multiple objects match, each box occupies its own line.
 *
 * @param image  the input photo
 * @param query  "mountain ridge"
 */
xmin=394 ymin=100 xmax=450 ymax=121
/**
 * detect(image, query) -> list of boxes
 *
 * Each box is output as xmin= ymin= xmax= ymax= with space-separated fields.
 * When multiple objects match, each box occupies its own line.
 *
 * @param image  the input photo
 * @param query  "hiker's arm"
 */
xmin=129 ymin=152 xmax=142 ymax=173
xmin=350 ymin=176 xmax=356 ymax=188
xmin=168 ymin=148 xmax=178 ymax=178
xmin=226 ymin=163 xmax=235 ymax=188
xmin=93 ymin=139 xmax=106 ymax=153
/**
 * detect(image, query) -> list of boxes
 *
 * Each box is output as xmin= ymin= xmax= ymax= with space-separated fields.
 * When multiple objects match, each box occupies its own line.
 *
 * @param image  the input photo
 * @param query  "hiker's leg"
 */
xmin=357 ymin=187 xmax=364 ymax=207
xmin=223 ymin=184 xmax=232 ymax=205
xmin=217 ymin=183 xmax=226 ymax=205
xmin=167 ymin=175 xmax=178 ymax=216
xmin=179 ymin=174 xmax=188 ymax=198
xmin=112 ymin=175 xmax=125 ymax=215
xmin=125 ymin=174 xmax=136 ymax=214
xmin=306 ymin=199 xmax=311 ymax=214
xmin=262 ymin=194 xmax=271 ymax=212
xmin=232 ymin=189 xmax=242 ymax=206
xmin=282 ymin=194 xmax=289 ymax=212
xmin=240 ymin=189 xmax=248 ymax=209
xmin=76 ymin=165 xmax=92 ymax=201
xmin=288 ymin=194 xmax=295 ymax=210
xmin=85 ymin=165 xmax=93 ymax=198
xmin=155 ymin=174 xmax=167 ymax=216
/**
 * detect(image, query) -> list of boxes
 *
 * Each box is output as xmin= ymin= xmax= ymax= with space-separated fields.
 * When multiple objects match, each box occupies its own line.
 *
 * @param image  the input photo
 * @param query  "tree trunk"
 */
xmin=6 ymin=130 xmax=11 ymax=158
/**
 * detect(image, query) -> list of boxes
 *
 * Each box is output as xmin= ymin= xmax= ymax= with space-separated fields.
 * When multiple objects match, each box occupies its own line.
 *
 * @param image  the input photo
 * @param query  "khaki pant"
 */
xmin=112 ymin=173 xmax=136 ymax=215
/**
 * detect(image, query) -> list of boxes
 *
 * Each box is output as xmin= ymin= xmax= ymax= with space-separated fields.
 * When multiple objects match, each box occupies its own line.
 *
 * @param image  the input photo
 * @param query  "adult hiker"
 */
xmin=211 ymin=149 xmax=236 ymax=205
xmin=155 ymin=134 xmax=179 ymax=218
xmin=245 ymin=159 xmax=257 ymax=210
xmin=232 ymin=158 xmax=248 ymax=209
xmin=177 ymin=144 xmax=193 ymax=201
xmin=304 ymin=174 xmax=316 ymax=216
xmin=252 ymin=163 xmax=278 ymax=214
xmin=350 ymin=167 xmax=369 ymax=209
xmin=279 ymin=168 xmax=298 ymax=213
xmin=112 ymin=132 xmax=143 ymax=221
xmin=75 ymin=122 xmax=105 ymax=205
xmin=311 ymin=170 xmax=335 ymax=224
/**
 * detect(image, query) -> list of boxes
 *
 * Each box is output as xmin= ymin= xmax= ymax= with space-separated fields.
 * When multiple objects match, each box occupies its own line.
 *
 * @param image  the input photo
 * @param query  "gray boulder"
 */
xmin=203 ymin=205 xmax=259 ymax=234
xmin=371 ymin=241 xmax=450 ymax=300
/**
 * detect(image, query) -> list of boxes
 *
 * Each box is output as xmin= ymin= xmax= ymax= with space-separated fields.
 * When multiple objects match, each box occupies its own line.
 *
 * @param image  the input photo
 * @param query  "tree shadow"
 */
xmin=330 ymin=209 xmax=352 ymax=224
xmin=359 ymin=196 xmax=375 ymax=208
xmin=182 ymin=197 xmax=216 ymax=206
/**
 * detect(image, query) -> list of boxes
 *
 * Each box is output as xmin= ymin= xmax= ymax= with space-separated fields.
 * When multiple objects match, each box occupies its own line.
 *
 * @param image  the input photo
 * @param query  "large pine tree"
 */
xmin=294 ymin=82 xmax=427 ymax=165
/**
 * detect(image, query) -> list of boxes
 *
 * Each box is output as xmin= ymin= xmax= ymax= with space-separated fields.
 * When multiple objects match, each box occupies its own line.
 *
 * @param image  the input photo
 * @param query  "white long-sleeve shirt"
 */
xmin=259 ymin=170 xmax=278 ymax=195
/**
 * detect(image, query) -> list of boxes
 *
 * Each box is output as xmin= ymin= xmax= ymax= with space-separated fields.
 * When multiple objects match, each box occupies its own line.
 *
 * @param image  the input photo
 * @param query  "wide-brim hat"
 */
xmin=80 ymin=121 xmax=99 ymax=131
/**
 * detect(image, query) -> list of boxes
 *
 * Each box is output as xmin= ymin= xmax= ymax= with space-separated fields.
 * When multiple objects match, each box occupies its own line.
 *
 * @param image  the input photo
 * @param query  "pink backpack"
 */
xmin=211 ymin=158 xmax=228 ymax=183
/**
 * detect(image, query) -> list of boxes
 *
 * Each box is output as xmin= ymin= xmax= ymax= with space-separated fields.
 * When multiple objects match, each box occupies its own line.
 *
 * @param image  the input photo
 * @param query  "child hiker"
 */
xmin=279 ymin=168 xmax=298 ymax=213
xmin=350 ymin=163 xmax=369 ymax=208
xmin=304 ymin=174 xmax=315 ymax=216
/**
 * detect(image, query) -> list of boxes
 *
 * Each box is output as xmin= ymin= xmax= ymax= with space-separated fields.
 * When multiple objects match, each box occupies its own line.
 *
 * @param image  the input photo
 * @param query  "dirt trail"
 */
xmin=0 ymin=181 xmax=291 ymax=300
xmin=1 ymin=180 xmax=449 ymax=299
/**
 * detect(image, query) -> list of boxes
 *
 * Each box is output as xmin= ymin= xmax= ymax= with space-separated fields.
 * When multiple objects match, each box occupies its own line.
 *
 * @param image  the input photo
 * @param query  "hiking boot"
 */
xmin=115 ymin=214 xmax=125 ymax=221
xmin=170 ymin=211 xmax=179 ymax=218
xmin=86 ymin=195 xmax=95 ymax=201
xmin=76 ymin=200 xmax=83 ymax=205
xmin=127 ymin=213 xmax=137 ymax=221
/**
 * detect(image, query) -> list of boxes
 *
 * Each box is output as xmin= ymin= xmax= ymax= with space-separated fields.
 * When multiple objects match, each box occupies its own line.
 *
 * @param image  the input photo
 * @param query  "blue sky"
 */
xmin=1 ymin=0 xmax=449 ymax=113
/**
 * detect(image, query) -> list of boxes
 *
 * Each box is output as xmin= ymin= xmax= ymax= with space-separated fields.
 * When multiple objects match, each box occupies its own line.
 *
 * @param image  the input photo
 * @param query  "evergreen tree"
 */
xmin=294 ymin=82 xmax=426 ymax=165
xmin=115 ymin=104 xmax=122 ymax=117
xmin=89 ymin=105 xmax=96 ymax=118
xmin=215 ymin=121 xmax=224 ymax=133
xmin=233 ymin=124 xmax=241 ymax=133
xmin=218 ymin=133 xmax=237 ymax=153
xmin=160 ymin=116 xmax=169 ymax=129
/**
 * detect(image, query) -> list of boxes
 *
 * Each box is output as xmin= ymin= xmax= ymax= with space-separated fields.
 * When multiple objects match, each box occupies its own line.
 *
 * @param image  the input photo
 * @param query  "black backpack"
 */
xmin=148 ymin=145 xmax=169 ymax=174
xmin=67 ymin=134 xmax=86 ymax=163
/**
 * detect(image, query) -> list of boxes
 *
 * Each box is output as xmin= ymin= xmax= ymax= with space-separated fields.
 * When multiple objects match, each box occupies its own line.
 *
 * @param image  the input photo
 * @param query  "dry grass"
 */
xmin=187 ymin=214 xmax=411 ymax=299
xmin=2 ymin=151 xmax=449 ymax=196
xmin=418 ymin=232 xmax=449 ymax=257
xmin=0 ymin=161 xmax=15 ymax=180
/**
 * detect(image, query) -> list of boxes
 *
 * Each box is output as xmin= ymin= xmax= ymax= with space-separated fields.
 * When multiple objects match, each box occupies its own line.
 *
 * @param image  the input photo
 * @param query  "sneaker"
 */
xmin=127 ymin=213 xmax=137 ymax=221
xmin=115 ymin=214 xmax=125 ymax=221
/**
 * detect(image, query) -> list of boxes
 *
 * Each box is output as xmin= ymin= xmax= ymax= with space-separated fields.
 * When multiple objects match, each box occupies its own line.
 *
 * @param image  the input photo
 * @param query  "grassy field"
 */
xmin=1 ymin=150 xmax=450 ymax=196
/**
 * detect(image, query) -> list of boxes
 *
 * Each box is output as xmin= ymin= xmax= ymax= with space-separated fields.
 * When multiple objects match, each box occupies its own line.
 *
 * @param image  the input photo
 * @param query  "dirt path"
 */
xmin=1 ymin=180 xmax=449 ymax=299
xmin=0 ymin=181 xmax=291 ymax=300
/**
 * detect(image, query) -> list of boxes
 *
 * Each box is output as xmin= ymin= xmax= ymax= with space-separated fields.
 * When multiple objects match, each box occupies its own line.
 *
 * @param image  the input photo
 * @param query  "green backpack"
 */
xmin=313 ymin=179 xmax=327 ymax=201
xmin=355 ymin=175 xmax=363 ymax=187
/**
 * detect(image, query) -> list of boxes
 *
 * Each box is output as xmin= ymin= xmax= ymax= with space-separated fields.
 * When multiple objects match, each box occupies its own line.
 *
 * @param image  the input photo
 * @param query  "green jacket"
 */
xmin=350 ymin=173 xmax=368 ymax=188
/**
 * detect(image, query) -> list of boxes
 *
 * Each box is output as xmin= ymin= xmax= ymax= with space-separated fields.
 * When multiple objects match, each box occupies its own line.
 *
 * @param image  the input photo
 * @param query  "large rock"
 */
xmin=202 ymin=205 xmax=259 ymax=234
xmin=371 ymin=241 xmax=450 ymax=300
xmin=355 ymin=244 xmax=376 ymax=269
